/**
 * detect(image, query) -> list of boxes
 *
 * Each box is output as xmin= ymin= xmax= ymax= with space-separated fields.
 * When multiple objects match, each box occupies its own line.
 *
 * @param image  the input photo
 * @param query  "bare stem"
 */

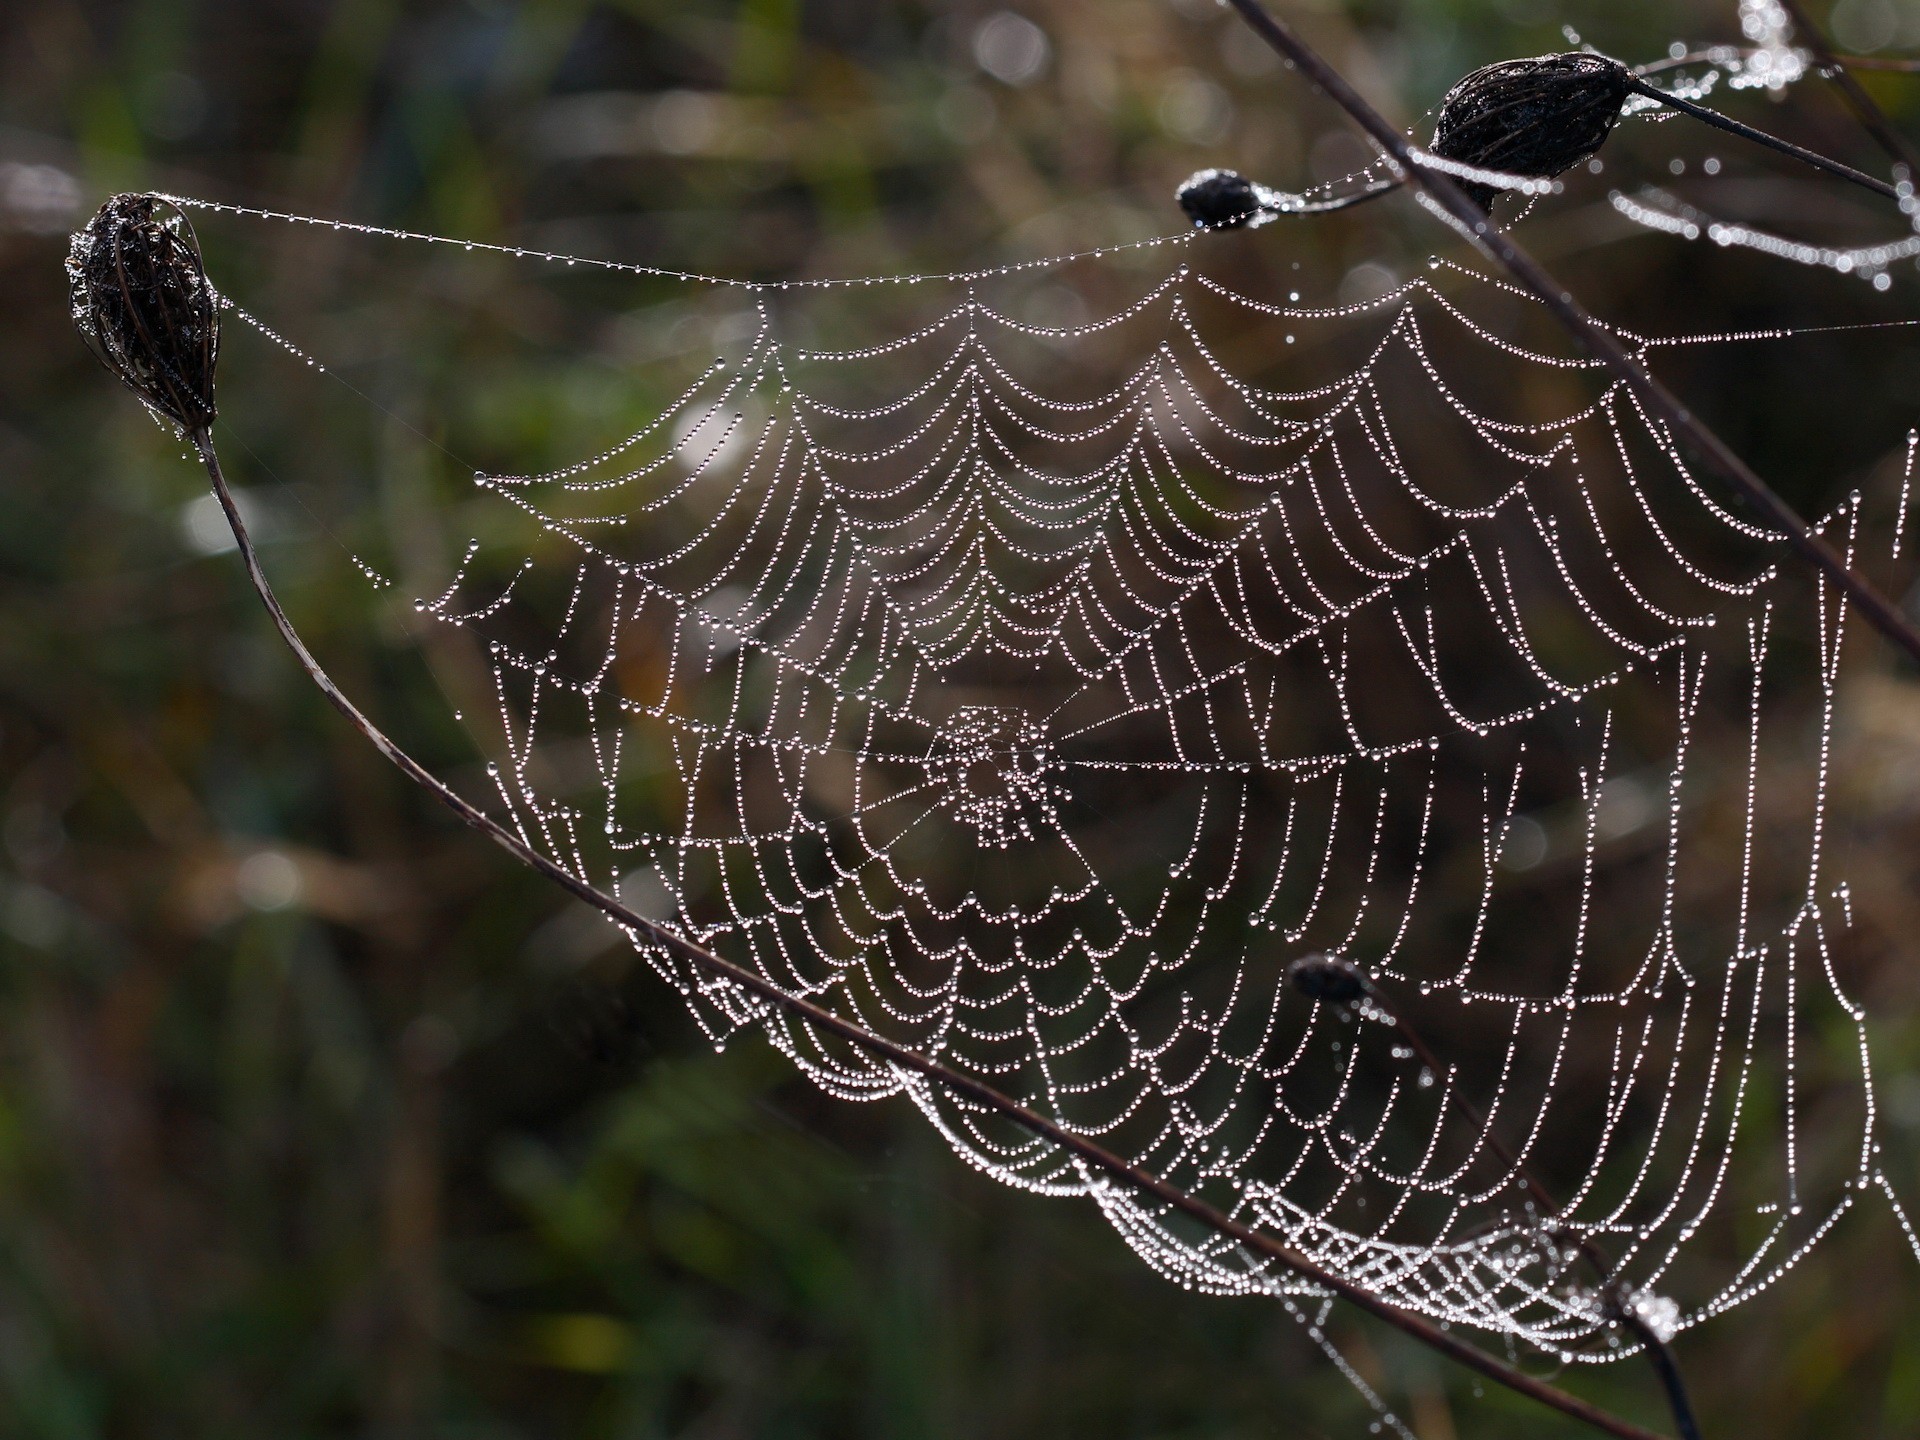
xmin=1268 ymin=176 xmax=1404 ymax=215
xmin=1775 ymin=0 xmax=1920 ymax=179
xmin=1364 ymin=985 xmax=1565 ymax=1225
xmin=1361 ymin=979 xmax=1703 ymax=1440
xmin=1623 ymin=75 xmax=1900 ymax=200
xmin=1635 ymin=49 xmax=1920 ymax=77
xmin=1832 ymin=54 xmax=1920 ymax=72
xmin=188 ymin=423 xmax=1675 ymax=1440
xmin=1616 ymin=1309 xmax=1706 ymax=1440
xmin=1220 ymin=0 xmax=1920 ymax=675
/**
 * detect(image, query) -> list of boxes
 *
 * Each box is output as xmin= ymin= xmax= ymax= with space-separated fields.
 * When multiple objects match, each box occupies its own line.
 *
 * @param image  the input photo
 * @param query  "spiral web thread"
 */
xmin=178 ymin=187 xmax=1920 ymax=1418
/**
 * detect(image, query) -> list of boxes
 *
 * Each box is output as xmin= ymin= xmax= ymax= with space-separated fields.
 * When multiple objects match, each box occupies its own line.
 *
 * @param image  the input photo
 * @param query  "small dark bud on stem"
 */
xmin=1430 ymin=53 xmax=1629 ymax=209
xmin=67 ymin=193 xmax=220 ymax=431
xmin=1287 ymin=953 xmax=1369 ymax=1004
xmin=1177 ymin=168 xmax=1265 ymax=230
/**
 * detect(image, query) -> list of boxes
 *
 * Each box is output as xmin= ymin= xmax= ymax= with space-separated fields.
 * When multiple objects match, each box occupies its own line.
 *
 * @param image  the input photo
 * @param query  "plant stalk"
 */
xmin=190 ymin=425 xmax=1673 ymax=1440
xmin=1361 ymin=979 xmax=1702 ymax=1440
xmin=1637 ymin=50 xmax=1920 ymax=76
xmin=1775 ymin=0 xmax=1920 ymax=179
xmin=1623 ymin=75 xmax=1899 ymax=199
xmin=1220 ymin=0 xmax=1920 ymax=676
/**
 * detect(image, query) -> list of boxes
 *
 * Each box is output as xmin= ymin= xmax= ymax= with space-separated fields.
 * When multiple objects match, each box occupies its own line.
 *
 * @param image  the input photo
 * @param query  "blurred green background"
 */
xmin=7 ymin=1 xmax=1920 ymax=1436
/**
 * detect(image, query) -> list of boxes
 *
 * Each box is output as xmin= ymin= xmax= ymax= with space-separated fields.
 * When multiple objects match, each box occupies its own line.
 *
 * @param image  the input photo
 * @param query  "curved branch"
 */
xmin=188 ymin=424 xmax=1674 ymax=1440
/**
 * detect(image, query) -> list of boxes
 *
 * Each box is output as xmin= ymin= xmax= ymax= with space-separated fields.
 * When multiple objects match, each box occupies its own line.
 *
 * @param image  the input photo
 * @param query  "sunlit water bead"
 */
xmin=348 ymin=554 xmax=391 ymax=588
xmin=1893 ymin=430 xmax=1919 ymax=559
xmin=1735 ymin=0 xmax=1806 ymax=90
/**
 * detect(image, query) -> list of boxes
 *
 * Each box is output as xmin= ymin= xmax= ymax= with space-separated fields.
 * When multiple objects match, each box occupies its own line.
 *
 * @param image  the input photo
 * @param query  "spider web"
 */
xmin=177 ymin=186 xmax=1920 ymax=1394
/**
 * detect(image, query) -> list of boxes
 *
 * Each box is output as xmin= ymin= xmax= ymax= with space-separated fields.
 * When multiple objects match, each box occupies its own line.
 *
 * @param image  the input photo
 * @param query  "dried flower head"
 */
xmin=1176 ymin=168 xmax=1264 ymax=230
xmin=67 ymin=192 xmax=219 ymax=431
xmin=1430 ymin=52 xmax=1629 ymax=209
xmin=1286 ymin=953 xmax=1368 ymax=1004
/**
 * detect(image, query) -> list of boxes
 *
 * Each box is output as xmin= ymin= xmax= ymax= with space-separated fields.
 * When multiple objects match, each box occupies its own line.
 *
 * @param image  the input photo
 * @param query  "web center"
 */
xmin=964 ymin=756 xmax=1011 ymax=802
xmin=926 ymin=706 xmax=1055 ymax=848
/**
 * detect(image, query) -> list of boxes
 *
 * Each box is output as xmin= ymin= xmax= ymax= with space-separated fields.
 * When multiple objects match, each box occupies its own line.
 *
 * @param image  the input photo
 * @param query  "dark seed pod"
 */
xmin=1430 ymin=52 xmax=1630 ymax=209
xmin=1287 ymin=953 xmax=1368 ymax=1005
xmin=67 ymin=192 xmax=220 ymax=431
xmin=1176 ymin=168 xmax=1264 ymax=230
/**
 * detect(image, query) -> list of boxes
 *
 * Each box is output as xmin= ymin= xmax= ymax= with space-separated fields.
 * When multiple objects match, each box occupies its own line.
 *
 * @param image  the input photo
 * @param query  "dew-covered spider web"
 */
xmin=166 ymin=145 xmax=1920 ymax=1424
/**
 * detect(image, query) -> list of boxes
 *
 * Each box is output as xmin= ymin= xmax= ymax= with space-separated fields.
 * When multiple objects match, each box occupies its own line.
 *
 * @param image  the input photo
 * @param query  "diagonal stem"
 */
xmin=1829 ymin=54 xmax=1920 ymax=72
xmin=1775 ymin=0 xmax=1920 ymax=179
xmin=1220 ymin=0 xmax=1920 ymax=678
xmin=1623 ymin=75 xmax=1899 ymax=199
xmin=1360 ymin=979 xmax=1703 ymax=1440
xmin=188 ymin=425 xmax=1674 ymax=1440
xmin=1203 ymin=4 xmax=1920 ymax=1432
xmin=1633 ymin=49 xmax=1920 ymax=76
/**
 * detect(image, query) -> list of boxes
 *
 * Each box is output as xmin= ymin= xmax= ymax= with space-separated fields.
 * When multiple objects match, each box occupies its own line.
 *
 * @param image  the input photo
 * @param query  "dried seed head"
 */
xmin=1176 ymin=168 xmax=1264 ymax=230
xmin=67 ymin=192 xmax=219 ymax=431
xmin=1287 ymin=953 xmax=1368 ymax=1005
xmin=1430 ymin=52 xmax=1629 ymax=209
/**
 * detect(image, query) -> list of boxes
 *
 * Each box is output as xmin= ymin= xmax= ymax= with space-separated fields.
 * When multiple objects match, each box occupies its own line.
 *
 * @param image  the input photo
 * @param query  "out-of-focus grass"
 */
xmin=4 ymin=2 xmax=1920 ymax=1436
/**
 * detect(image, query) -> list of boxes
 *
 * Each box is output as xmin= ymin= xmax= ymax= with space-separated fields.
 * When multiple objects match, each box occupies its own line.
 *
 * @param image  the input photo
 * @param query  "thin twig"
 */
xmin=1221 ymin=0 xmax=1920 ymax=674
xmin=1832 ymin=54 xmax=1920 ymax=72
xmin=1624 ymin=75 xmax=1900 ymax=199
xmin=1364 ymin=985 xmax=1564 ymax=1222
xmin=1358 ymin=979 xmax=1704 ymax=1440
xmin=1775 ymin=0 xmax=1920 ymax=178
xmin=1272 ymin=176 xmax=1404 ymax=215
xmin=188 ymin=425 xmax=1674 ymax=1440
xmin=1635 ymin=48 xmax=1920 ymax=76
xmin=1616 ymin=1309 xmax=1706 ymax=1440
